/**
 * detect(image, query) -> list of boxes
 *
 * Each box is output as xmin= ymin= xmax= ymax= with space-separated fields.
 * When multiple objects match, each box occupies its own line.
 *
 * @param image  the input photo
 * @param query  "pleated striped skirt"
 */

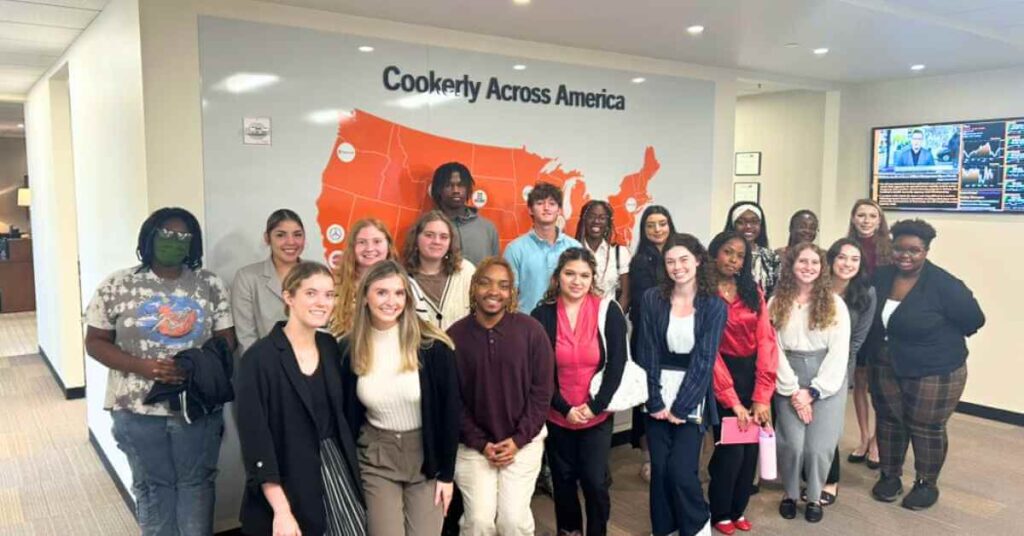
xmin=320 ymin=437 xmax=368 ymax=536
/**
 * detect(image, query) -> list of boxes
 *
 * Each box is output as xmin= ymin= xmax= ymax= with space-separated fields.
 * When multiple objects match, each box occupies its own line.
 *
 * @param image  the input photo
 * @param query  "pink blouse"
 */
xmin=548 ymin=294 xmax=609 ymax=430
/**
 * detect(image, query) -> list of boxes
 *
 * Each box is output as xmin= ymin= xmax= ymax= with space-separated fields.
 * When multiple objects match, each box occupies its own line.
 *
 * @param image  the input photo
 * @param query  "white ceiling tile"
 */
xmin=0 ymin=0 xmax=99 ymax=29
xmin=0 ymin=21 xmax=79 ymax=46
xmin=0 ymin=49 xmax=59 ymax=67
xmin=14 ymin=0 xmax=107 ymax=10
xmin=0 ymin=36 xmax=69 ymax=54
xmin=952 ymin=3 xmax=1024 ymax=26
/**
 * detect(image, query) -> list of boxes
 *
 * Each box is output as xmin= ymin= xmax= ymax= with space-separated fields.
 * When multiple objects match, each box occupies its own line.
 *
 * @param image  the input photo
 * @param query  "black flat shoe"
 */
xmin=847 ymin=452 xmax=867 ymax=463
xmin=872 ymin=475 xmax=903 ymax=502
xmin=779 ymin=499 xmax=797 ymax=520
xmin=805 ymin=503 xmax=823 ymax=523
xmin=820 ymin=490 xmax=837 ymax=506
xmin=866 ymin=458 xmax=881 ymax=470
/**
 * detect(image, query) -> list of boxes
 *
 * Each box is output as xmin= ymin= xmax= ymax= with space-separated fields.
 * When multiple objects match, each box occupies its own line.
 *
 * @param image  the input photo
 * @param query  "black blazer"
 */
xmin=531 ymin=297 xmax=628 ymax=415
xmin=236 ymin=323 xmax=362 ymax=536
xmin=863 ymin=261 xmax=985 ymax=378
xmin=338 ymin=337 xmax=461 ymax=483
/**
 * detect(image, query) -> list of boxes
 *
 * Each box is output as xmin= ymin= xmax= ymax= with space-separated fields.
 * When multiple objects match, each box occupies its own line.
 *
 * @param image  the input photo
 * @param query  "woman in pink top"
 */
xmin=531 ymin=248 xmax=628 ymax=536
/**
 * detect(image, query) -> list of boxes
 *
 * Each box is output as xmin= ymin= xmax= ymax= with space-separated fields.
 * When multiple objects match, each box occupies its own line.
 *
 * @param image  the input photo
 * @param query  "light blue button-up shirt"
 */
xmin=504 ymin=228 xmax=582 ymax=314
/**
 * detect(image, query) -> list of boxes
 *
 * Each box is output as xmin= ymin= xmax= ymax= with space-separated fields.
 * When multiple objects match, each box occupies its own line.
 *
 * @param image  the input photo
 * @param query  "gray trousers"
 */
xmin=775 ymin=349 xmax=848 ymax=503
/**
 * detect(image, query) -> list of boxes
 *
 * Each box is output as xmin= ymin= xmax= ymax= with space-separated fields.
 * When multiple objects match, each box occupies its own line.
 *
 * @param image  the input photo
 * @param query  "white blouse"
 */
xmin=881 ymin=299 xmax=900 ymax=329
xmin=586 ymin=240 xmax=631 ymax=299
xmin=355 ymin=326 xmax=422 ymax=432
xmin=666 ymin=313 xmax=695 ymax=354
xmin=771 ymin=293 xmax=851 ymax=399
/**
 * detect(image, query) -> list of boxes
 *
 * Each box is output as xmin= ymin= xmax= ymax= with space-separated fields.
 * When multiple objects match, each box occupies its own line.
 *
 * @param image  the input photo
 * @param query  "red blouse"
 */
xmin=712 ymin=290 xmax=778 ymax=408
xmin=548 ymin=295 xmax=609 ymax=430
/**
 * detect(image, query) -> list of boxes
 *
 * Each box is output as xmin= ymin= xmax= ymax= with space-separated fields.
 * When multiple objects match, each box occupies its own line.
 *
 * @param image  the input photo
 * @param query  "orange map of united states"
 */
xmin=316 ymin=109 xmax=660 ymax=265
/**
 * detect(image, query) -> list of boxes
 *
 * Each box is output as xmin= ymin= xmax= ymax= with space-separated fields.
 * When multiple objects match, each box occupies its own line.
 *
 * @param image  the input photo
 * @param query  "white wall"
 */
xmin=734 ymin=90 xmax=827 ymax=248
xmin=836 ymin=66 xmax=1024 ymax=413
xmin=0 ymin=137 xmax=28 ymax=234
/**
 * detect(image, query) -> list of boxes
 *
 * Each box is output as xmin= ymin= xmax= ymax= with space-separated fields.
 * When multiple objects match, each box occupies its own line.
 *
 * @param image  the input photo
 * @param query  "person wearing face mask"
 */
xmin=232 ymin=209 xmax=306 ymax=353
xmin=237 ymin=262 xmax=367 ymax=536
xmin=447 ymin=257 xmax=554 ymax=535
xmin=403 ymin=210 xmax=475 ymax=331
xmin=329 ymin=218 xmax=399 ymax=337
xmin=530 ymin=248 xmax=628 ymax=536
xmin=84 ymin=207 xmax=237 ymax=536
xmin=706 ymin=231 xmax=777 ymax=535
xmin=574 ymin=200 xmax=632 ymax=306
xmin=808 ymin=239 xmax=876 ymax=506
xmin=776 ymin=210 xmax=819 ymax=257
xmin=337 ymin=260 xmax=461 ymax=535
xmin=636 ymin=233 xmax=727 ymax=536
xmin=770 ymin=243 xmax=850 ymax=524
xmin=863 ymin=220 xmax=984 ymax=511
xmin=430 ymin=162 xmax=500 ymax=266
xmin=628 ymin=205 xmax=677 ymax=478
xmin=845 ymin=199 xmax=892 ymax=468
xmin=723 ymin=202 xmax=779 ymax=297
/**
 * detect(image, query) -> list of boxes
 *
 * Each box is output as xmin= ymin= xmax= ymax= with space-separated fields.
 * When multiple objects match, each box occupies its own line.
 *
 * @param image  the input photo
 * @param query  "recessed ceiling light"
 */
xmin=513 ymin=0 xmax=530 ymax=5
xmin=813 ymin=47 xmax=829 ymax=55
xmin=358 ymin=45 xmax=374 ymax=52
xmin=911 ymin=64 xmax=926 ymax=71
xmin=513 ymin=64 xmax=527 ymax=70
xmin=631 ymin=77 xmax=646 ymax=84
xmin=783 ymin=42 xmax=800 ymax=48
xmin=686 ymin=25 xmax=705 ymax=35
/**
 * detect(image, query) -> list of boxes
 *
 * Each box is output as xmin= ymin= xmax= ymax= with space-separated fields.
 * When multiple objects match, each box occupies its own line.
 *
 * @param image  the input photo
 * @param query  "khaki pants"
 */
xmin=357 ymin=425 xmax=442 ymax=536
xmin=454 ymin=427 xmax=547 ymax=536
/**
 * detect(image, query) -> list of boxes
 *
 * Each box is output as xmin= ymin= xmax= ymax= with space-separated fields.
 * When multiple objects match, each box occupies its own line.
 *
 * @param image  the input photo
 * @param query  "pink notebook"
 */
xmin=718 ymin=417 xmax=761 ymax=445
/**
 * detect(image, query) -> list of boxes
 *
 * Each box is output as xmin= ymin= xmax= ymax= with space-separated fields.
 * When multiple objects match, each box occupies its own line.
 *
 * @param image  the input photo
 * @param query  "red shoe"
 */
xmin=713 ymin=521 xmax=736 ymax=535
xmin=733 ymin=517 xmax=752 ymax=531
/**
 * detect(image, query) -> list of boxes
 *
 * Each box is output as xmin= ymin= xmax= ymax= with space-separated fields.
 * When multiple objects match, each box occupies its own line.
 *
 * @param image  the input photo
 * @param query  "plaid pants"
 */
xmin=870 ymin=346 xmax=967 ymax=483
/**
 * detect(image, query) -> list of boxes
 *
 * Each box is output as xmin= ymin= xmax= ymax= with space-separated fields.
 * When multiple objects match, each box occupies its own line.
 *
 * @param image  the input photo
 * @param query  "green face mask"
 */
xmin=153 ymin=233 xmax=192 ymax=267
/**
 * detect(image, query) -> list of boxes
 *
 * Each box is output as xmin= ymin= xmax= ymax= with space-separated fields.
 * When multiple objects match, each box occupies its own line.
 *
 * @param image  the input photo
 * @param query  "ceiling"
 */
xmin=1 ymin=0 xmax=1023 ymax=100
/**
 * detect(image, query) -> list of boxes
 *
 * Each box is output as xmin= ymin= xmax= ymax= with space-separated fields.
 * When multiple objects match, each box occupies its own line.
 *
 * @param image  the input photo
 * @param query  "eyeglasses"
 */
xmin=892 ymin=246 xmax=925 ymax=256
xmin=157 ymin=228 xmax=193 ymax=241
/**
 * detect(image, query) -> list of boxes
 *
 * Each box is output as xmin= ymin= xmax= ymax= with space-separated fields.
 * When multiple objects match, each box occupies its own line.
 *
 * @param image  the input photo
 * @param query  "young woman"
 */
xmin=706 ymin=231 xmax=777 ymax=535
xmin=531 ymin=248 xmax=628 ymax=536
xmin=816 ymin=238 xmax=877 ymax=504
xmin=636 ymin=233 xmax=727 ymax=536
xmin=770 ymin=244 xmax=850 ymax=524
xmin=723 ymin=201 xmax=779 ymax=297
xmin=237 ymin=262 xmax=366 ymax=536
xmin=864 ymin=220 xmax=984 ymax=510
xmin=628 ymin=205 xmax=677 ymax=479
xmin=574 ymin=200 xmax=631 ymax=305
xmin=330 ymin=218 xmax=398 ymax=336
xmin=845 ymin=199 xmax=892 ymax=467
xmin=776 ymin=210 xmax=819 ymax=256
xmin=84 ymin=207 xmax=236 ymax=536
xmin=403 ymin=210 xmax=475 ymax=331
xmin=338 ymin=260 xmax=461 ymax=535
xmin=232 ymin=209 xmax=306 ymax=352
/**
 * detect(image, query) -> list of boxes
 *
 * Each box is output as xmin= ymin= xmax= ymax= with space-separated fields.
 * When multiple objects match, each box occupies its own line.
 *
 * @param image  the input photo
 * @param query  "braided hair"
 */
xmin=574 ymin=199 xmax=617 ymax=245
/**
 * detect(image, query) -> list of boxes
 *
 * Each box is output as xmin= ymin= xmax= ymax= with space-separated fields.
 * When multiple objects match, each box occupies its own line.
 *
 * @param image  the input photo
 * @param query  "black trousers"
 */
xmin=546 ymin=418 xmax=613 ymax=536
xmin=647 ymin=417 xmax=708 ymax=536
xmin=708 ymin=354 xmax=758 ymax=524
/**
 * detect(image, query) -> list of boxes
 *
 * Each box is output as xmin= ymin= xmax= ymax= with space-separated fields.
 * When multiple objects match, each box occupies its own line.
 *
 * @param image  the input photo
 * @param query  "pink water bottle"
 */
xmin=759 ymin=427 xmax=777 ymax=480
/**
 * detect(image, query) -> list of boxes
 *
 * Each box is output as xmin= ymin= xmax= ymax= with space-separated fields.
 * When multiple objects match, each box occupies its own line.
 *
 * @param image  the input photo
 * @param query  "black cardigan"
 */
xmin=338 ymin=336 xmax=461 ymax=483
xmin=863 ymin=261 xmax=985 ymax=378
xmin=531 ymin=297 xmax=629 ymax=416
xmin=236 ymin=323 xmax=362 ymax=536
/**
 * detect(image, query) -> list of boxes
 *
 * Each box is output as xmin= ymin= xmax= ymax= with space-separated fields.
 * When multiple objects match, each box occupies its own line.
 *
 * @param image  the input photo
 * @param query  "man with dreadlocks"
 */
xmin=575 ymin=199 xmax=632 ymax=307
xmin=429 ymin=162 xmax=500 ymax=266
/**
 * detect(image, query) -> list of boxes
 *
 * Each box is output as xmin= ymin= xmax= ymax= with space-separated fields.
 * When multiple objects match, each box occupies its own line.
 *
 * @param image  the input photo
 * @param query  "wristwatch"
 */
xmin=808 ymin=387 xmax=821 ymax=401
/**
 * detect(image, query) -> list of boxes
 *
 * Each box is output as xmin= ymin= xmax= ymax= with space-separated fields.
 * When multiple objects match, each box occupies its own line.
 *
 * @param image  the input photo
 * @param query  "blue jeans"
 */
xmin=111 ymin=409 xmax=224 ymax=536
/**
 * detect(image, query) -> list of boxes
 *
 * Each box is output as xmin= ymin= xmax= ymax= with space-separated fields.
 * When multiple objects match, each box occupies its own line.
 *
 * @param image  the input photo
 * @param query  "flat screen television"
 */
xmin=871 ymin=117 xmax=1024 ymax=213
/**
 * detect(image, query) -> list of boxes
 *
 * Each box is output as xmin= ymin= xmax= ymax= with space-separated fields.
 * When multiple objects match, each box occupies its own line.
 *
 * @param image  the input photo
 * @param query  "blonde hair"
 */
xmin=469 ymin=257 xmax=519 ymax=313
xmin=347 ymin=260 xmax=454 ymax=376
xmin=769 ymin=242 xmax=836 ymax=331
xmin=281 ymin=261 xmax=334 ymax=317
xmin=329 ymin=218 xmax=398 ymax=336
xmin=846 ymin=199 xmax=892 ymax=267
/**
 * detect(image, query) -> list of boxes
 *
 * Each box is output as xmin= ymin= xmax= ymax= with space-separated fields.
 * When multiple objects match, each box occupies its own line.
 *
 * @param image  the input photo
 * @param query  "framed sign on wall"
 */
xmin=733 ymin=182 xmax=760 ymax=204
xmin=735 ymin=151 xmax=762 ymax=176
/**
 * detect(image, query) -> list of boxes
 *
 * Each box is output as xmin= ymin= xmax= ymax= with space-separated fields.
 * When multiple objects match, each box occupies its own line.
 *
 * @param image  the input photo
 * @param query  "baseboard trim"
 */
xmin=956 ymin=401 xmax=1024 ymax=427
xmin=37 ymin=345 xmax=85 ymax=400
xmin=89 ymin=429 xmax=136 ymax=519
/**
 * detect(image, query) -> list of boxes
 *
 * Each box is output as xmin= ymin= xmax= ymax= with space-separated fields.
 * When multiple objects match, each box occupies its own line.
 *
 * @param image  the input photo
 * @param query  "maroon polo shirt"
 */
xmin=447 ymin=311 xmax=554 ymax=451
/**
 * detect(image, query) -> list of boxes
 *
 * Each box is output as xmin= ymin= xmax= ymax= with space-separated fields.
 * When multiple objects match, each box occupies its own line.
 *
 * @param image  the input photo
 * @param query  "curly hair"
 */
xmin=136 ymin=207 xmax=204 ymax=271
xmin=658 ymin=233 xmax=715 ymax=299
xmin=402 ymin=210 xmax=464 ymax=276
xmin=708 ymin=231 xmax=760 ymax=313
xmin=540 ymin=248 xmax=600 ymax=305
xmin=846 ymin=199 xmax=892 ymax=267
xmin=329 ymin=218 xmax=398 ymax=336
xmin=469 ymin=256 xmax=519 ymax=313
xmin=527 ymin=181 xmax=564 ymax=208
xmin=769 ymin=242 xmax=836 ymax=331
xmin=826 ymin=238 xmax=873 ymax=314
xmin=891 ymin=218 xmax=937 ymax=248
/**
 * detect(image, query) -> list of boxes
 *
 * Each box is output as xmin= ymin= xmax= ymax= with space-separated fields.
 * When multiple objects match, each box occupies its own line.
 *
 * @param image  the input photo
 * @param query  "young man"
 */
xmin=430 ymin=162 xmax=500 ymax=266
xmin=503 ymin=181 xmax=582 ymax=314
xmin=447 ymin=257 xmax=554 ymax=535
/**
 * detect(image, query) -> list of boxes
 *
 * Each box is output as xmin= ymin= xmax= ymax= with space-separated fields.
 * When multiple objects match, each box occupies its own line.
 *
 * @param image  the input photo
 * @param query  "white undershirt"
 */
xmin=881 ymin=299 xmax=901 ymax=329
xmin=355 ymin=325 xmax=422 ymax=432
xmin=667 ymin=313 xmax=695 ymax=353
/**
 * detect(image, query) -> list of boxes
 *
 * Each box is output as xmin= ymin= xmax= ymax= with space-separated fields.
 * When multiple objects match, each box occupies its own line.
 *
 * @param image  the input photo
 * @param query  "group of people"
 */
xmin=84 ymin=161 xmax=985 ymax=536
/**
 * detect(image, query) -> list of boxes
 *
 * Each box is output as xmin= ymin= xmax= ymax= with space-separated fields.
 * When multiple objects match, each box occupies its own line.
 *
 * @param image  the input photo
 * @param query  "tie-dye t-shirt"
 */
xmin=85 ymin=266 xmax=233 ymax=416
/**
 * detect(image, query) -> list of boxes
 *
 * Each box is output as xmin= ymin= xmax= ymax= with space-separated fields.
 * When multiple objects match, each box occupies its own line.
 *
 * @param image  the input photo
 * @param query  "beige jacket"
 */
xmin=231 ymin=258 xmax=287 ymax=353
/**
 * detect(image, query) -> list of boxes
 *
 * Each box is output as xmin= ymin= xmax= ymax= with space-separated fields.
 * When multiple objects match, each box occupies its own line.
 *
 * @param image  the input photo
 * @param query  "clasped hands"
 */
xmin=790 ymin=388 xmax=815 ymax=424
xmin=483 ymin=438 xmax=520 ymax=468
xmin=730 ymin=401 xmax=773 ymax=431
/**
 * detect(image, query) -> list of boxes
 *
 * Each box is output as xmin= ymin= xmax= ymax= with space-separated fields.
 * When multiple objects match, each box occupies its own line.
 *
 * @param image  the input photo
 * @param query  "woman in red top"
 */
xmin=531 ymin=248 xmax=628 ymax=536
xmin=707 ymin=231 xmax=778 ymax=535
